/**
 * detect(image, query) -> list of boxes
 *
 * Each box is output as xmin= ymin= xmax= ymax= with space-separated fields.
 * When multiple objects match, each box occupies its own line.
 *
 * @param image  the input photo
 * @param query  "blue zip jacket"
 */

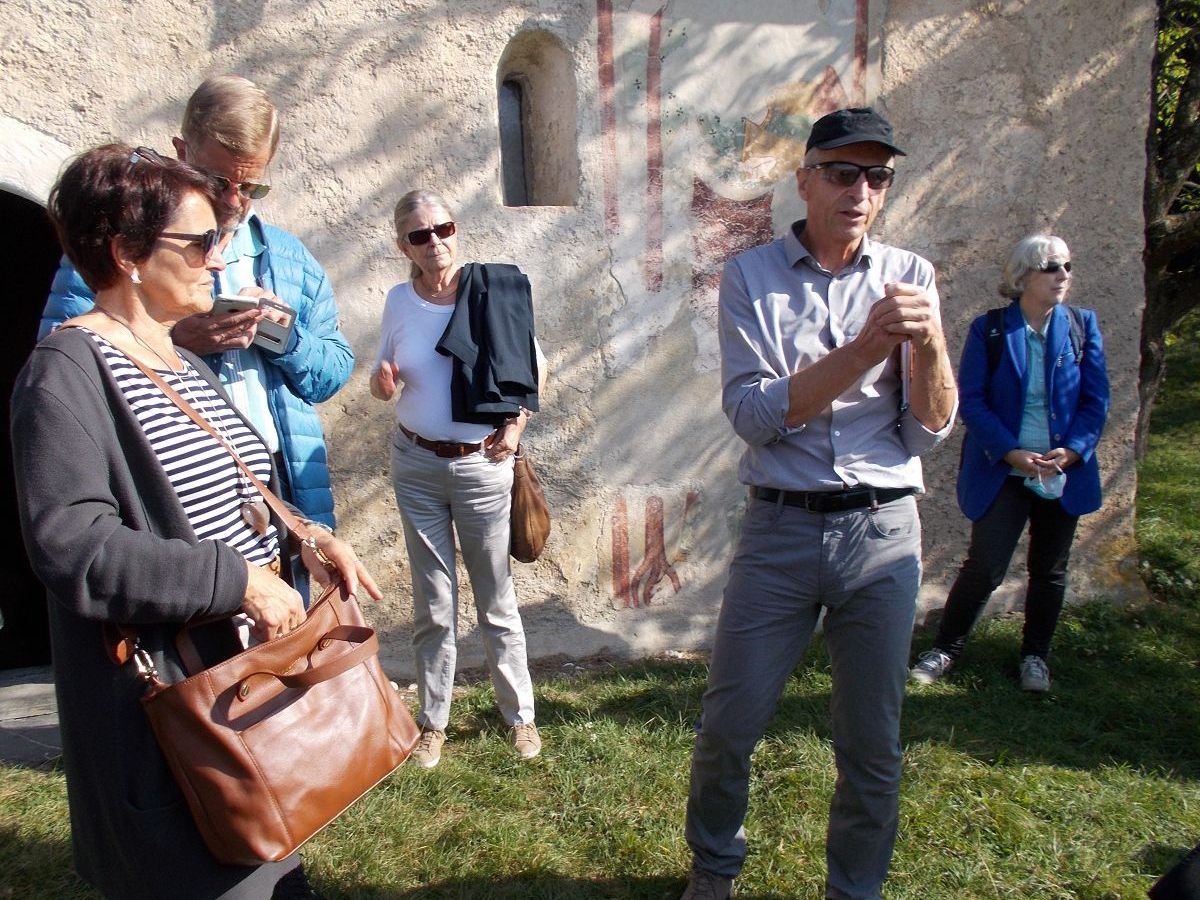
xmin=956 ymin=300 xmax=1109 ymax=520
xmin=39 ymin=216 xmax=352 ymax=528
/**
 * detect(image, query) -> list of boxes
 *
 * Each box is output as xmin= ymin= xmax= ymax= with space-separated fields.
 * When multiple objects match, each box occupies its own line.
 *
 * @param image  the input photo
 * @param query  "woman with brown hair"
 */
xmin=13 ymin=143 xmax=380 ymax=899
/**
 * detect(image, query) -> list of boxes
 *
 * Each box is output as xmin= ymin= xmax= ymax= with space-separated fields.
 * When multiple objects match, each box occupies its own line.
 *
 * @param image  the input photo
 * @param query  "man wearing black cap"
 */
xmin=680 ymin=107 xmax=957 ymax=899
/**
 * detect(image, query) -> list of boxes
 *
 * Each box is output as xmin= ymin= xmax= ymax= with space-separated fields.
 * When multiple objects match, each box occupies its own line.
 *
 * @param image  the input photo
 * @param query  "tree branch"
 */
xmin=1147 ymin=207 xmax=1200 ymax=268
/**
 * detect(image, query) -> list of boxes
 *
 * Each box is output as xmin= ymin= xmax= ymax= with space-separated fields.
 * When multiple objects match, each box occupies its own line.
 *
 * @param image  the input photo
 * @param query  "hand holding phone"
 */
xmin=211 ymin=294 xmax=261 ymax=316
xmin=174 ymin=295 xmax=262 ymax=355
xmin=208 ymin=293 xmax=296 ymax=353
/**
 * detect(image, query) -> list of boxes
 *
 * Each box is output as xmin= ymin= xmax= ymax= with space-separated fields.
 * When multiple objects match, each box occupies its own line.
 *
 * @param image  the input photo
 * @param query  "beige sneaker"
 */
xmin=510 ymin=722 xmax=542 ymax=759
xmin=410 ymin=728 xmax=446 ymax=769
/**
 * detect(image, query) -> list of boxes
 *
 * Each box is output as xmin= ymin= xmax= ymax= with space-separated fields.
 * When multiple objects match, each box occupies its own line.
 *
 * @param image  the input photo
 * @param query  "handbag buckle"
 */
xmin=131 ymin=645 xmax=159 ymax=682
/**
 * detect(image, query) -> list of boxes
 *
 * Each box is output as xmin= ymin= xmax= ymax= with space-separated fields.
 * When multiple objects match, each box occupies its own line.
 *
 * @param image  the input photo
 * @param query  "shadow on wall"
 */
xmin=30 ymin=0 xmax=1150 ymax=662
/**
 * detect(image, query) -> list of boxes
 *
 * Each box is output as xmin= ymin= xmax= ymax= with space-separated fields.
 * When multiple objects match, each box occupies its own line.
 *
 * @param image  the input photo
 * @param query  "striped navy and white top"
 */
xmin=85 ymin=329 xmax=280 ymax=566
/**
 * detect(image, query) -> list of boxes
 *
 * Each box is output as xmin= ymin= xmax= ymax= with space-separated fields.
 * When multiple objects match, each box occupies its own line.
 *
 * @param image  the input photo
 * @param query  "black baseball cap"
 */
xmin=805 ymin=107 xmax=906 ymax=156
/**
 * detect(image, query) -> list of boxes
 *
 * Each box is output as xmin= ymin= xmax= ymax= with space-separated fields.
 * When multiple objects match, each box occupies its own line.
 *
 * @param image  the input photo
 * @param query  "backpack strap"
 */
xmin=1065 ymin=305 xmax=1085 ymax=365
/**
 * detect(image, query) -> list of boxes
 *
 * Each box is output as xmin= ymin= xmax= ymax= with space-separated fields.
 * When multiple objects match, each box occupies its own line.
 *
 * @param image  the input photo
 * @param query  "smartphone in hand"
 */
xmin=210 ymin=294 xmax=297 ymax=352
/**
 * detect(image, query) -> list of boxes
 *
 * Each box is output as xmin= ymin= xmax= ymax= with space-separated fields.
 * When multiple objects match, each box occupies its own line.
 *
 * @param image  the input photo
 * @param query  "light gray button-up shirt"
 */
xmin=718 ymin=222 xmax=954 ymax=492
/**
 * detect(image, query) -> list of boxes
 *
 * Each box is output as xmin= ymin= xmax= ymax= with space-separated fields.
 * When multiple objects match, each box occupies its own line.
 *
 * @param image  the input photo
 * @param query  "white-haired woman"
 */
xmin=911 ymin=234 xmax=1110 ymax=692
xmin=370 ymin=189 xmax=544 ymax=767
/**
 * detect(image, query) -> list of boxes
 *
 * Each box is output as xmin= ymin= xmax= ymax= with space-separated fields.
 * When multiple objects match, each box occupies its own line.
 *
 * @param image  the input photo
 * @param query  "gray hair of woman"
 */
xmin=393 ymin=189 xmax=456 ymax=280
xmin=999 ymin=233 xmax=1071 ymax=299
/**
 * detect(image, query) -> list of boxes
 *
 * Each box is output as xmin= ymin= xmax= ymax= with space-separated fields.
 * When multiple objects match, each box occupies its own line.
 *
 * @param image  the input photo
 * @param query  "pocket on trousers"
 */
xmin=740 ymin=497 xmax=781 ymax=535
xmin=866 ymin=499 xmax=917 ymax=540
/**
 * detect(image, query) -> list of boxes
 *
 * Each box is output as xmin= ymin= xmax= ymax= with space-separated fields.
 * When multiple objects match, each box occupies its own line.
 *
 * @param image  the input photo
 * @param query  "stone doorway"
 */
xmin=0 ymin=190 xmax=61 ymax=668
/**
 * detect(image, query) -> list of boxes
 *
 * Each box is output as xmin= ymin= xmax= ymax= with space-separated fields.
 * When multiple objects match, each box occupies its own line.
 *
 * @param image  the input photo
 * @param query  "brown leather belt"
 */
xmin=399 ymin=423 xmax=493 ymax=458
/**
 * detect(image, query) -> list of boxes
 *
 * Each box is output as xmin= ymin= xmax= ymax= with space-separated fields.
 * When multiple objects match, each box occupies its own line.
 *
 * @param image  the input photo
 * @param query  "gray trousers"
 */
xmin=685 ymin=494 xmax=921 ymax=900
xmin=390 ymin=432 xmax=535 ymax=731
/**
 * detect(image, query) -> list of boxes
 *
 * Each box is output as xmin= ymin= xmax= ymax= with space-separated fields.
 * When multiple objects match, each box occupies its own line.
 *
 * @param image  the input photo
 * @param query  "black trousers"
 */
xmin=935 ymin=476 xmax=1079 ymax=661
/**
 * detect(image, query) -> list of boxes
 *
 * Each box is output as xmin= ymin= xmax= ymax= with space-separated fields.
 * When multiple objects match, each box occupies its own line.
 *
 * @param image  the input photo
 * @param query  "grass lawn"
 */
xmin=3 ymin=315 xmax=1199 ymax=899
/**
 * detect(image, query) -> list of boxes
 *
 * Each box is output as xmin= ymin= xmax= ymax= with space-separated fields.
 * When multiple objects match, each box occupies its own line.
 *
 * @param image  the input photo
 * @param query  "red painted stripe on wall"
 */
xmin=597 ymin=0 xmax=621 ymax=236
xmin=643 ymin=6 xmax=665 ymax=292
xmin=855 ymin=0 xmax=868 ymax=104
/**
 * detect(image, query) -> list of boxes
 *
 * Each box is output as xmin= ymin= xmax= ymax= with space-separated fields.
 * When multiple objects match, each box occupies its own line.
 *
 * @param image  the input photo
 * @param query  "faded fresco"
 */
xmin=596 ymin=0 xmax=872 ymax=375
xmin=592 ymin=0 xmax=875 ymax=611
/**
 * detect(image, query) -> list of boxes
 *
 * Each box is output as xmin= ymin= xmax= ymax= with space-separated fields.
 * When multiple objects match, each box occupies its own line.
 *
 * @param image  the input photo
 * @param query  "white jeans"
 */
xmin=390 ymin=432 xmax=535 ymax=731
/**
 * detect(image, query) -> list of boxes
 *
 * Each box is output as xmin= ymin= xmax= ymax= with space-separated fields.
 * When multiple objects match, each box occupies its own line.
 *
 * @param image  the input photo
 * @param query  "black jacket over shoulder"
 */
xmin=10 ymin=328 xmax=296 ymax=899
xmin=436 ymin=262 xmax=539 ymax=426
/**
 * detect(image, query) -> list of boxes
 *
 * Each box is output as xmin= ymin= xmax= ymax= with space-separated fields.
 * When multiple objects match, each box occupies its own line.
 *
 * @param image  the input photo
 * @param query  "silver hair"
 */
xmin=999 ymin=233 xmax=1070 ymax=299
xmin=393 ymin=189 xmax=456 ymax=279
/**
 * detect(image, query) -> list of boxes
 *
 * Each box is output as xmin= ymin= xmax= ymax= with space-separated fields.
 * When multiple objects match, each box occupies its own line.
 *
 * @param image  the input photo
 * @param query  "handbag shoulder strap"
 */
xmin=64 ymin=323 xmax=305 ymax=536
xmin=132 ymin=358 xmax=304 ymax=534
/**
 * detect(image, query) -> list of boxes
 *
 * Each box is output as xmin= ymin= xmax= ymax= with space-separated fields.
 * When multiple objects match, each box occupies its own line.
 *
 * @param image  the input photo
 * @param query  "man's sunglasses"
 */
xmin=804 ymin=162 xmax=895 ymax=190
xmin=1038 ymin=261 xmax=1072 ymax=274
xmin=131 ymin=146 xmax=270 ymax=200
xmin=211 ymin=174 xmax=272 ymax=201
xmin=406 ymin=222 xmax=457 ymax=245
xmin=159 ymin=230 xmax=223 ymax=258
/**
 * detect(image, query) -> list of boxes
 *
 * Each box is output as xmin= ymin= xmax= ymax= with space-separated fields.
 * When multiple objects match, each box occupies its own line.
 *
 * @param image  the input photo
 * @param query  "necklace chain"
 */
xmin=420 ymin=271 xmax=459 ymax=300
xmin=97 ymin=307 xmax=181 ymax=374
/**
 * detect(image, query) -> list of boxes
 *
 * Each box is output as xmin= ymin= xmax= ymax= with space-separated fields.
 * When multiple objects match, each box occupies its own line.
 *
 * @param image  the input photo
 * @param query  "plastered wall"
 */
xmin=0 ymin=0 xmax=1156 ymax=675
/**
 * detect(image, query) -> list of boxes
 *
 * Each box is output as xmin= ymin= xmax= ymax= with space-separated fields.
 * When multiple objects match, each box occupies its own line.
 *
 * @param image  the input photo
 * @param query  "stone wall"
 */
xmin=0 ymin=0 xmax=1156 ymax=674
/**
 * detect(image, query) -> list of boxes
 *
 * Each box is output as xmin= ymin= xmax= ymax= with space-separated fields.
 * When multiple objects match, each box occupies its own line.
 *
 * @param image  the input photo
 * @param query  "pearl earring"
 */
xmin=130 ymin=268 xmax=142 ymax=285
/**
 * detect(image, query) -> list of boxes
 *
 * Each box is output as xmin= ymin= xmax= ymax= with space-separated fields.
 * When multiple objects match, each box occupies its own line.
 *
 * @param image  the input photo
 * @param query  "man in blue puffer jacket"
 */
xmin=40 ymin=75 xmax=352 ymax=540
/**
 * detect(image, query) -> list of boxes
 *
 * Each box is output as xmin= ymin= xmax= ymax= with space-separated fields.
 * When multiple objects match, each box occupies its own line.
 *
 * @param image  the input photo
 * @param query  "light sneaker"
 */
xmin=510 ymin=722 xmax=542 ymax=759
xmin=910 ymin=648 xmax=954 ymax=685
xmin=680 ymin=868 xmax=734 ymax=899
xmin=410 ymin=728 xmax=446 ymax=769
xmin=1020 ymin=655 xmax=1051 ymax=693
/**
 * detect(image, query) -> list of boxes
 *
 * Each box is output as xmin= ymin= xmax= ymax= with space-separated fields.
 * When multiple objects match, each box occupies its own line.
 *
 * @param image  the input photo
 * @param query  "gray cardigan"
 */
xmin=12 ymin=328 xmax=296 ymax=899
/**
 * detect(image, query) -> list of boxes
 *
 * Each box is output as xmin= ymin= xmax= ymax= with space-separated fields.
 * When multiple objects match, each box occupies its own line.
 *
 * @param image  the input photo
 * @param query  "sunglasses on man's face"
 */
xmin=210 ymin=174 xmax=272 ymax=201
xmin=159 ymin=229 xmax=223 ymax=259
xmin=132 ymin=146 xmax=270 ymax=201
xmin=804 ymin=161 xmax=895 ymax=190
xmin=1038 ymin=261 xmax=1072 ymax=274
xmin=406 ymin=221 xmax=457 ymax=245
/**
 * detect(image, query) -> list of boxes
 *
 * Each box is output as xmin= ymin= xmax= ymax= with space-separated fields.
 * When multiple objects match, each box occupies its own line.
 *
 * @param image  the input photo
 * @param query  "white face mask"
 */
xmin=1025 ymin=465 xmax=1066 ymax=500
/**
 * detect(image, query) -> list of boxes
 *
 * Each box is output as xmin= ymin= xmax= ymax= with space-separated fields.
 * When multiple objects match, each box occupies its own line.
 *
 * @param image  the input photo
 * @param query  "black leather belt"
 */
xmin=750 ymin=485 xmax=915 ymax=512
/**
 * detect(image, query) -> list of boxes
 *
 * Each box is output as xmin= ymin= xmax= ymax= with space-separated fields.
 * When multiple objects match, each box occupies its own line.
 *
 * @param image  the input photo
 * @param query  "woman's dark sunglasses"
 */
xmin=1038 ymin=261 xmax=1072 ymax=274
xmin=160 ymin=230 xmax=223 ymax=258
xmin=804 ymin=161 xmax=895 ymax=190
xmin=406 ymin=222 xmax=456 ymax=245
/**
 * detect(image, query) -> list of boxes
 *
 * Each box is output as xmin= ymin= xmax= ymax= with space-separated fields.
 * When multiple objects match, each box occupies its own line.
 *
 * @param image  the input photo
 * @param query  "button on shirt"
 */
xmin=217 ymin=219 xmax=280 ymax=454
xmin=717 ymin=222 xmax=955 ymax=492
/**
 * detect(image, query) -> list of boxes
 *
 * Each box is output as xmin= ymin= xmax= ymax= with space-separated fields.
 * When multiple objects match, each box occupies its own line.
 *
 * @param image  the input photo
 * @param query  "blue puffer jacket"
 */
xmin=39 ymin=216 xmax=352 ymax=528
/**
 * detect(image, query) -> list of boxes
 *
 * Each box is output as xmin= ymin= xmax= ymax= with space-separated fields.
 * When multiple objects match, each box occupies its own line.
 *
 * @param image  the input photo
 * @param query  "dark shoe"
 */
xmin=273 ymin=863 xmax=323 ymax=900
xmin=680 ymin=868 xmax=734 ymax=899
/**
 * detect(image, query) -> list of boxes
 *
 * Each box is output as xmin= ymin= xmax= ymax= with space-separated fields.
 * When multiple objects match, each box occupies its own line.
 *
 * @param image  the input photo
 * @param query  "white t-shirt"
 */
xmin=373 ymin=281 xmax=496 ymax=442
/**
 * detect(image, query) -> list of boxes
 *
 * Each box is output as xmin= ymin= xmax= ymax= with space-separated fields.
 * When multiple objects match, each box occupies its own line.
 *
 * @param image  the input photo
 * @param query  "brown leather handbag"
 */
xmin=510 ymin=446 xmax=551 ymax=563
xmin=136 ymin=578 xmax=417 ymax=864
xmin=107 ymin=353 xmax=420 ymax=865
